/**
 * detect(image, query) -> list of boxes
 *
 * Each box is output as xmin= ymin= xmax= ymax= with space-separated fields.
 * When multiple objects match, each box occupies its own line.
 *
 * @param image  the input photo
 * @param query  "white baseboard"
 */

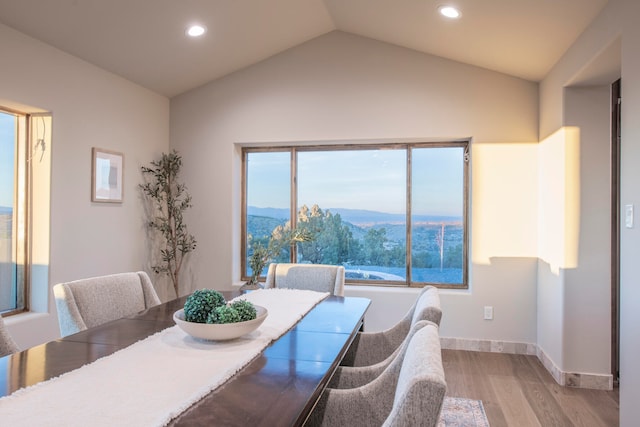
xmin=441 ymin=337 xmax=613 ymax=390
xmin=536 ymin=346 xmax=613 ymax=390
xmin=440 ymin=336 xmax=537 ymax=355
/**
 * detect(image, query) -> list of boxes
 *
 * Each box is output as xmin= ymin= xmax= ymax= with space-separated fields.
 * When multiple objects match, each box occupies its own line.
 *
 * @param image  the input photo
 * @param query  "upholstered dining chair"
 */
xmin=329 ymin=319 xmax=434 ymax=389
xmin=0 ymin=315 xmax=19 ymax=357
xmin=307 ymin=323 xmax=446 ymax=427
xmin=341 ymin=285 xmax=442 ymax=367
xmin=53 ymin=271 xmax=161 ymax=337
xmin=264 ymin=263 xmax=345 ymax=296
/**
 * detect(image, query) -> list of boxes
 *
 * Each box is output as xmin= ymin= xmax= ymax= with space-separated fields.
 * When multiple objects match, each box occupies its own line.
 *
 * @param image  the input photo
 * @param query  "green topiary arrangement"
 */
xmin=207 ymin=305 xmax=241 ymax=324
xmin=229 ymin=300 xmax=257 ymax=321
xmin=184 ymin=289 xmax=226 ymax=323
xmin=183 ymin=290 xmax=258 ymax=324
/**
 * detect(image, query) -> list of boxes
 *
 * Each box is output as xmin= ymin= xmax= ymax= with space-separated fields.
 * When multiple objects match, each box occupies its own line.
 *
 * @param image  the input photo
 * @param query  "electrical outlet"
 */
xmin=484 ymin=306 xmax=493 ymax=320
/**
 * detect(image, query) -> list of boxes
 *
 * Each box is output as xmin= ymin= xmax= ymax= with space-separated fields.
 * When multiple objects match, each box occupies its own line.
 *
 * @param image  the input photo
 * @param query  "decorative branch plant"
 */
xmin=140 ymin=150 xmax=197 ymax=297
xmin=244 ymin=222 xmax=314 ymax=290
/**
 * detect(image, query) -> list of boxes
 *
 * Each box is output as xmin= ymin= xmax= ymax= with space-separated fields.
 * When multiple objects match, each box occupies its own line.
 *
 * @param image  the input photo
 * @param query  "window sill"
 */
xmin=3 ymin=311 xmax=49 ymax=327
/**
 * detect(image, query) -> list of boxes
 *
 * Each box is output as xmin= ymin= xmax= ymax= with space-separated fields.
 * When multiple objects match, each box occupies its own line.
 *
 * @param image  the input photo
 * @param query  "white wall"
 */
xmin=563 ymin=86 xmax=611 ymax=375
xmin=538 ymin=127 xmax=572 ymax=370
xmin=537 ymin=87 xmax=612 ymax=377
xmin=540 ymin=0 xmax=640 ymax=422
xmin=539 ymin=3 xmax=622 ymax=140
xmin=619 ymin=0 xmax=640 ymax=423
xmin=0 ymin=23 xmax=170 ymax=348
xmin=171 ymin=31 xmax=539 ymax=343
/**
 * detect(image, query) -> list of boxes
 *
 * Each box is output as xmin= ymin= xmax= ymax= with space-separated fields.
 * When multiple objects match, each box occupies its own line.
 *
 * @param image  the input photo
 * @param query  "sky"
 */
xmin=246 ymin=147 xmax=464 ymax=217
xmin=0 ymin=112 xmax=15 ymax=208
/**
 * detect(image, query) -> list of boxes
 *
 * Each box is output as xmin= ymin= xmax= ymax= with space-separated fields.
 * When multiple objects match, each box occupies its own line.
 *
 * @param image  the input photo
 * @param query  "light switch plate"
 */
xmin=625 ymin=204 xmax=634 ymax=228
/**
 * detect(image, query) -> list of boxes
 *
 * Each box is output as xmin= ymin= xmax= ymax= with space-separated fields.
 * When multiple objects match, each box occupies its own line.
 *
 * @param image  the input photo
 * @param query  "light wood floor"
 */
xmin=442 ymin=350 xmax=619 ymax=426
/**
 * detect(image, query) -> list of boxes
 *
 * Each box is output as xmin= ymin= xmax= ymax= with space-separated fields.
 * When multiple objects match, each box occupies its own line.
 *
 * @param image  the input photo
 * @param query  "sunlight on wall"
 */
xmin=30 ymin=114 xmax=51 ymax=313
xmin=538 ymin=127 xmax=581 ymax=273
xmin=471 ymin=142 xmax=539 ymax=265
xmin=30 ymin=115 xmax=51 ymax=266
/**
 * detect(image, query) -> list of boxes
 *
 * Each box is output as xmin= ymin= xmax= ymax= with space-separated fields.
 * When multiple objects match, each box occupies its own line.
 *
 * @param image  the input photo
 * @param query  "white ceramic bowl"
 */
xmin=173 ymin=305 xmax=268 ymax=341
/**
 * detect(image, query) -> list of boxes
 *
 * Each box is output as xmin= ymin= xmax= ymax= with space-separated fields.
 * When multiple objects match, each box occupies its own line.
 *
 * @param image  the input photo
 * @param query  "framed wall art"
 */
xmin=91 ymin=147 xmax=124 ymax=203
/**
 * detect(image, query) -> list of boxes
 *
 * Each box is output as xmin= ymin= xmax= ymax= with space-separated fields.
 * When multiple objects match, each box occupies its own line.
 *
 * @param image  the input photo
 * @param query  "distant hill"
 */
xmin=248 ymin=206 xmax=460 ymax=226
xmin=0 ymin=206 xmax=12 ymax=215
xmin=246 ymin=214 xmax=287 ymax=239
xmin=247 ymin=206 xmax=289 ymax=220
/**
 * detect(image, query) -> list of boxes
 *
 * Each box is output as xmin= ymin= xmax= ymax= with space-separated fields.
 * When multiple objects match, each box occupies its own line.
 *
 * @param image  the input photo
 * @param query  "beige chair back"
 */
xmin=411 ymin=286 xmax=442 ymax=326
xmin=306 ymin=323 xmax=446 ymax=427
xmin=53 ymin=271 xmax=160 ymax=337
xmin=383 ymin=325 xmax=446 ymax=426
xmin=265 ymin=263 xmax=345 ymax=296
xmin=343 ymin=286 xmax=442 ymax=367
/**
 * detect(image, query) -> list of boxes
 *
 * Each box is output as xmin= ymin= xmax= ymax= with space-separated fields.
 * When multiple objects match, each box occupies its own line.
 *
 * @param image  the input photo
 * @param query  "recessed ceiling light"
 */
xmin=186 ymin=24 xmax=207 ymax=38
xmin=439 ymin=5 xmax=461 ymax=19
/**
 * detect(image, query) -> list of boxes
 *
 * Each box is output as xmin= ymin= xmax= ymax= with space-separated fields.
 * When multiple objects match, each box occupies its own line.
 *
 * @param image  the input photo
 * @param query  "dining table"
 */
xmin=0 ymin=290 xmax=370 ymax=426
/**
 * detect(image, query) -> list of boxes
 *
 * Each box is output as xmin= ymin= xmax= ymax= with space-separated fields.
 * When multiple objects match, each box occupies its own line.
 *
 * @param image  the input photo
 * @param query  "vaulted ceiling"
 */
xmin=0 ymin=0 xmax=608 ymax=97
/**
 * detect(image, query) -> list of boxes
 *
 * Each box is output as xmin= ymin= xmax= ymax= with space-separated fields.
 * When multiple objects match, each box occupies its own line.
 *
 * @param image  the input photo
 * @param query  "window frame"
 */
xmin=241 ymin=141 xmax=470 ymax=289
xmin=0 ymin=107 xmax=31 ymax=316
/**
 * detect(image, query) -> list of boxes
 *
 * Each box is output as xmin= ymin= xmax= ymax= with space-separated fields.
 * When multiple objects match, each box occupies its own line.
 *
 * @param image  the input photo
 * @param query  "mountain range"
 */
xmin=248 ymin=206 xmax=461 ymax=225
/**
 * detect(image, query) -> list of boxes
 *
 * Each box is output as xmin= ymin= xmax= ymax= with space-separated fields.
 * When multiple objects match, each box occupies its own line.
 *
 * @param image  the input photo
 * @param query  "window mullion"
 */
xmin=290 ymin=148 xmax=297 ymax=263
xmin=406 ymin=146 xmax=412 ymax=287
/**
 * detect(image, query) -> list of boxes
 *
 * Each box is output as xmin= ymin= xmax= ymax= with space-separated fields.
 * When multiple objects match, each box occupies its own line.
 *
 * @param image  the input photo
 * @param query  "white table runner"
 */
xmin=0 ymin=289 xmax=329 ymax=426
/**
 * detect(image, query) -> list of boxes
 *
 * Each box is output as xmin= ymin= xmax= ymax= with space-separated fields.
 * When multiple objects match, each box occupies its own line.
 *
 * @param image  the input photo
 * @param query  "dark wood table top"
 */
xmin=0 ymin=291 xmax=370 ymax=426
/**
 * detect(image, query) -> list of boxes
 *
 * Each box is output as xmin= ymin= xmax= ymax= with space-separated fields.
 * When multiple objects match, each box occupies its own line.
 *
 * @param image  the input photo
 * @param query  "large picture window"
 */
xmin=242 ymin=142 xmax=469 ymax=288
xmin=0 ymin=109 xmax=28 ymax=314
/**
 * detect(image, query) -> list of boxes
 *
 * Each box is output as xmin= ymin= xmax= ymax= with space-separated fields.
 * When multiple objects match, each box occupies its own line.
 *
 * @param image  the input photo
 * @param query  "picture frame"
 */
xmin=91 ymin=147 xmax=124 ymax=203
